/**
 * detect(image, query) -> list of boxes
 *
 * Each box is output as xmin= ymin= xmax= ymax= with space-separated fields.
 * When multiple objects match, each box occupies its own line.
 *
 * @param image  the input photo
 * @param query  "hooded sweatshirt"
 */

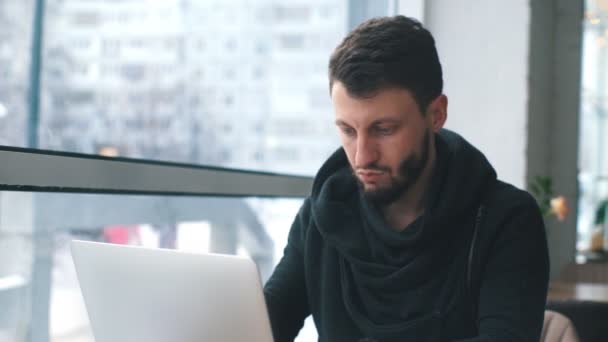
xmin=264 ymin=129 xmax=549 ymax=342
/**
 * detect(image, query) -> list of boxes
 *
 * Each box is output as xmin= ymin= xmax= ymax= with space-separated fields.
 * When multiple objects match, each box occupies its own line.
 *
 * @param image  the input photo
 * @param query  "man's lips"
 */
xmin=357 ymin=170 xmax=386 ymax=183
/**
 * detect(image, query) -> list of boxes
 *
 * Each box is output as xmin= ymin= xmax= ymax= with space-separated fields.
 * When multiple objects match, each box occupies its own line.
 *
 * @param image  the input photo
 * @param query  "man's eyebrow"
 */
xmin=334 ymin=119 xmax=350 ymax=126
xmin=370 ymin=118 xmax=401 ymax=125
xmin=334 ymin=117 xmax=401 ymax=127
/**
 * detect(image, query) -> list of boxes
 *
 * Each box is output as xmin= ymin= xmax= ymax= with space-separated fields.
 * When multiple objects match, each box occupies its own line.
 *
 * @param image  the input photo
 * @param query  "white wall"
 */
xmin=398 ymin=0 xmax=425 ymax=21
xmin=425 ymin=0 xmax=530 ymax=189
xmin=423 ymin=0 xmax=583 ymax=278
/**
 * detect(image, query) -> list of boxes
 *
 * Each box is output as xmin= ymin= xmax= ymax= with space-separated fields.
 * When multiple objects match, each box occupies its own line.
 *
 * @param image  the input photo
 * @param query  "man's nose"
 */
xmin=354 ymin=135 xmax=377 ymax=169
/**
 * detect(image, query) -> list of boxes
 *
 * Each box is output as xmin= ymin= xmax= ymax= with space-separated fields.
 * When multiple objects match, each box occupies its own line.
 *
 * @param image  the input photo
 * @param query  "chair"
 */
xmin=541 ymin=310 xmax=579 ymax=342
xmin=546 ymin=300 xmax=608 ymax=342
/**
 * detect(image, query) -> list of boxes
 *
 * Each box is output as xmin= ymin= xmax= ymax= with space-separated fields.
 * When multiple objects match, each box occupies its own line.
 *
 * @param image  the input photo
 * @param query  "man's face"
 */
xmin=331 ymin=82 xmax=441 ymax=205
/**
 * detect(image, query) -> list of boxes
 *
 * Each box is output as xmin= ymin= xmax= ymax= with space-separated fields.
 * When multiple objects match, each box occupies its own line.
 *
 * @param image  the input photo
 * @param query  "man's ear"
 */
xmin=427 ymin=94 xmax=448 ymax=132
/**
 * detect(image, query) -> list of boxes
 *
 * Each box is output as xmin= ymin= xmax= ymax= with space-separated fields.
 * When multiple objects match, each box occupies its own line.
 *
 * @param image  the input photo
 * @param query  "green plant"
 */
xmin=595 ymin=199 xmax=608 ymax=226
xmin=529 ymin=175 xmax=568 ymax=221
xmin=529 ymin=175 xmax=553 ymax=217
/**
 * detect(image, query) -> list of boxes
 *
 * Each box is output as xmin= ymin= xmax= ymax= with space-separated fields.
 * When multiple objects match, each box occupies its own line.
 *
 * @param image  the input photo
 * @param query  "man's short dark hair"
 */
xmin=329 ymin=15 xmax=443 ymax=113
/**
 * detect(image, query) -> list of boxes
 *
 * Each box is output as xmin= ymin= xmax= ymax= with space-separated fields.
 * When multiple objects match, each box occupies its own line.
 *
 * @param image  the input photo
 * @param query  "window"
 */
xmin=224 ymin=94 xmax=235 ymax=107
xmin=0 ymin=0 xmax=33 ymax=148
xmin=71 ymin=11 xmax=100 ymax=26
xmin=225 ymin=38 xmax=237 ymax=51
xmin=121 ymin=64 xmax=145 ymax=82
xmin=274 ymin=5 xmax=311 ymax=22
xmin=0 ymin=2 xmax=396 ymax=342
xmin=578 ymin=0 xmax=608 ymax=252
xmin=101 ymin=39 xmax=120 ymax=56
xmin=0 ymin=150 xmax=311 ymax=342
xmin=70 ymin=38 xmax=91 ymax=50
xmin=252 ymin=66 xmax=265 ymax=80
xmin=0 ymin=191 xmax=304 ymax=342
xmin=254 ymin=40 xmax=269 ymax=54
xmin=28 ymin=0 xmax=371 ymax=175
xmin=195 ymin=38 xmax=205 ymax=51
xmin=278 ymin=34 xmax=305 ymax=49
xmin=309 ymin=87 xmax=331 ymax=109
xmin=224 ymin=68 xmax=237 ymax=80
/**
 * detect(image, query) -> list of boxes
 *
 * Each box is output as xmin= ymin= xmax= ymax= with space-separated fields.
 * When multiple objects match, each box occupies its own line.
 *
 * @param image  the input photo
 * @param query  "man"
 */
xmin=264 ymin=15 xmax=549 ymax=342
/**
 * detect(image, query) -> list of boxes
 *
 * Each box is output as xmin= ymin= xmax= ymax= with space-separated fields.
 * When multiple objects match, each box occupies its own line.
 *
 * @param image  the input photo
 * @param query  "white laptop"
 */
xmin=71 ymin=240 xmax=274 ymax=342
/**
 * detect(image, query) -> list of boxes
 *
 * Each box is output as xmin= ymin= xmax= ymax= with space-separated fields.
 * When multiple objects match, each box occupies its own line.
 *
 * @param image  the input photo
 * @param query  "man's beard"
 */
xmin=355 ymin=129 xmax=431 ymax=206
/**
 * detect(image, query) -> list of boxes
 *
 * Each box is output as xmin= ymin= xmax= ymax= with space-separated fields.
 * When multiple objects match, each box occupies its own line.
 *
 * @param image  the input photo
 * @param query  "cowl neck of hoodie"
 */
xmin=309 ymin=129 xmax=497 ymax=329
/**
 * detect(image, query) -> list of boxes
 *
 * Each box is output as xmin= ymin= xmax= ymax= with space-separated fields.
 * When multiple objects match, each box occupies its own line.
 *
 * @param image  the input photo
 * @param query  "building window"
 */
xmin=252 ymin=66 xmax=265 ymax=80
xmin=224 ymin=95 xmax=234 ymax=107
xmin=71 ymin=11 xmax=100 ymax=26
xmin=278 ymin=34 xmax=305 ymax=49
xmin=274 ymin=5 xmax=311 ymax=22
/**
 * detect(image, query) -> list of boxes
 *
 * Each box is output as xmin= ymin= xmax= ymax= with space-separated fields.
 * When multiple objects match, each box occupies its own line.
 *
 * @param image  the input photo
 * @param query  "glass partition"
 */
xmin=0 ymin=191 xmax=318 ymax=341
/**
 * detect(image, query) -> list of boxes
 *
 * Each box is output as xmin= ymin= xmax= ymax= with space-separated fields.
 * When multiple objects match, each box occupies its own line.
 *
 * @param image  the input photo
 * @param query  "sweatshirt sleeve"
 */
xmin=263 ymin=199 xmax=311 ymax=342
xmin=454 ymin=195 xmax=550 ymax=342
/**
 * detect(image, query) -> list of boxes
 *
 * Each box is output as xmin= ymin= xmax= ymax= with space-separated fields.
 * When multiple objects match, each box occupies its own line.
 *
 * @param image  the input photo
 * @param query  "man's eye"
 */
xmin=341 ymin=127 xmax=356 ymax=136
xmin=375 ymin=127 xmax=394 ymax=135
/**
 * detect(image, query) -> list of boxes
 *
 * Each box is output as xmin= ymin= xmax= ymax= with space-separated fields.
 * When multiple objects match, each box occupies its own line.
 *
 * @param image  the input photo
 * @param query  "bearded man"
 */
xmin=264 ymin=15 xmax=549 ymax=342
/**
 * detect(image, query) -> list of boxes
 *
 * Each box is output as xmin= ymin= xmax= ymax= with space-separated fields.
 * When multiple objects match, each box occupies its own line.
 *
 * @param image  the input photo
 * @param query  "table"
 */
xmin=548 ymin=282 xmax=608 ymax=303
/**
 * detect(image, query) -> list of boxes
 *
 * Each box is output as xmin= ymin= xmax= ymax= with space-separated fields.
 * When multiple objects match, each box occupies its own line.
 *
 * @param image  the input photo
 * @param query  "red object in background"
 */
xmin=103 ymin=226 xmax=136 ymax=245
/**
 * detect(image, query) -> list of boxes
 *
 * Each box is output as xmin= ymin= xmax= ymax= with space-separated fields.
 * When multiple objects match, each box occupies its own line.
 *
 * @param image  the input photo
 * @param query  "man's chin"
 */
xmin=361 ymin=183 xmax=388 ymax=195
xmin=361 ymin=185 xmax=404 ymax=206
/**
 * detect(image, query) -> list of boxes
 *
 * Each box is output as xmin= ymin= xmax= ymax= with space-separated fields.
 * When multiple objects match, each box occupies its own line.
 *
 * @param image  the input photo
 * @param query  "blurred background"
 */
xmin=0 ymin=0 xmax=605 ymax=341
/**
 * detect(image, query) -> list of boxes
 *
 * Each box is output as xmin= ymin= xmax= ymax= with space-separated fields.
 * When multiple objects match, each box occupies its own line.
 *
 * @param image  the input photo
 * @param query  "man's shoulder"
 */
xmin=289 ymin=197 xmax=316 ymax=237
xmin=486 ymin=179 xmax=539 ymax=214
xmin=479 ymin=179 xmax=544 ymax=243
xmin=478 ymin=180 xmax=542 ymax=233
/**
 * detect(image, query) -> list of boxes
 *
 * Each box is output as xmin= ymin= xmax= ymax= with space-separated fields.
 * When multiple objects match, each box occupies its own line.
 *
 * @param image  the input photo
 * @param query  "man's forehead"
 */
xmin=335 ymin=117 xmax=402 ymax=126
xmin=331 ymin=81 xmax=416 ymax=98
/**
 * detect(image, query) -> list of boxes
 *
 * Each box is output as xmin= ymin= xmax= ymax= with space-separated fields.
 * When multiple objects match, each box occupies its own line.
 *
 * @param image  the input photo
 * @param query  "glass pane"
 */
xmin=0 ymin=0 xmax=34 ymax=147
xmin=0 ymin=191 xmax=318 ymax=342
xmin=33 ymin=0 xmax=387 ymax=175
xmin=577 ymin=0 xmax=608 ymax=253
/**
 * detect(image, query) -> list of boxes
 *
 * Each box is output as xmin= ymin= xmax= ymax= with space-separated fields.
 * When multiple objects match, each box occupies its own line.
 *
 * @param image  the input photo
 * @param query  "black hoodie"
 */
xmin=264 ymin=129 xmax=549 ymax=342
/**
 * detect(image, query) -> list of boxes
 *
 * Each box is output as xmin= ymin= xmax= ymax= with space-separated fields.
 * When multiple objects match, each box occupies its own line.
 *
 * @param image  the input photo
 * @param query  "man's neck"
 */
xmin=382 ymin=151 xmax=437 ymax=232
